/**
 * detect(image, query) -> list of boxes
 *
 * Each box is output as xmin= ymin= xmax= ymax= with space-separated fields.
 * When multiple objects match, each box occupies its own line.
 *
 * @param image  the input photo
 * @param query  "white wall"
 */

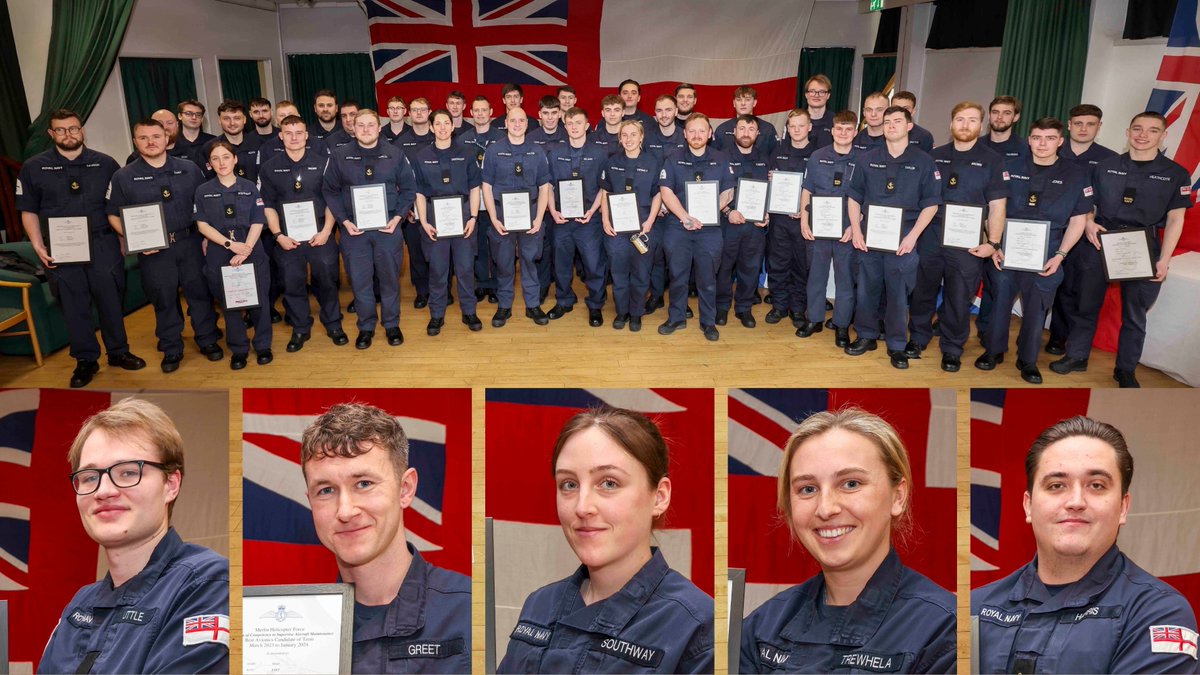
xmin=278 ymin=3 xmax=370 ymax=56
xmin=1081 ymin=0 xmax=1163 ymax=152
xmin=805 ymin=0 xmax=881 ymax=114
xmin=9 ymin=0 xmax=52 ymax=117
xmin=919 ymin=48 xmax=1002 ymax=145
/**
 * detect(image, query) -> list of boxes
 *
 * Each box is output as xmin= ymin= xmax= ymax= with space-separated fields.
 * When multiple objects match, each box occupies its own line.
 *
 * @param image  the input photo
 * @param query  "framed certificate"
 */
xmin=766 ymin=171 xmax=803 ymax=215
xmin=220 ymin=262 xmax=261 ymax=310
xmin=351 ymin=183 xmax=389 ymax=231
xmin=810 ymin=196 xmax=843 ymax=240
xmin=500 ymin=190 xmax=533 ymax=232
xmin=432 ymin=195 xmax=466 ymax=239
xmin=556 ymin=178 xmax=586 ymax=219
xmin=865 ymin=204 xmax=903 ymax=253
xmin=607 ymin=192 xmax=642 ymax=233
xmin=282 ymin=200 xmax=319 ymax=242
xmin=1001 ymin=218 xmax=1051 ymax=273
xmin=685 ymin=180 xmax=720 ymax=226
xmin=243 ymin=584 xmax=354 ymax=675
xmin=942 ymin=202 xmax=984 ymax=250
xmin=736 ymin=178 xmax=768 ymax=223
xmin=47 ymin=216 xmax=91 ymax=264
xmin=1099 ymin=228 xmax=1156 ymax=281
xmin=121 ymin=203 xmax=169 ymax=253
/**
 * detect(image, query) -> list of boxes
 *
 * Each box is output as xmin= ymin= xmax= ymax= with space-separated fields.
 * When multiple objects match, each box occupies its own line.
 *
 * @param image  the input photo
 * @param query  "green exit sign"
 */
xmin=870 ymin=0 xmax=885 ymax=10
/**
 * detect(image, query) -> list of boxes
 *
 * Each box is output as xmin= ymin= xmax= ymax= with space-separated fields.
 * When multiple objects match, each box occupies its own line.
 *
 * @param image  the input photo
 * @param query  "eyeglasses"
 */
xmin=50 ymin=126 xmax=82 ymax=136
xmin=70 ymin=460 xmax=172 ymax=495
xmin=180 ymin=111 xmax=203 ymax=118
xmin=409 ymin=107 xmax=429 ymax=113
xmin=806 ymin=90 xmax=830 ymax=96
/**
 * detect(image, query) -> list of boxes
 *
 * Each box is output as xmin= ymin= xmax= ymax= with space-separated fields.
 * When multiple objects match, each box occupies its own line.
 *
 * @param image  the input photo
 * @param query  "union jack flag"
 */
xmin=241 ymin=388 xmax=472 ymax=585
xmin=969 ymin=389 xmax=1004 ymax=573
xmin=1150 ymin=625 xmax=1199 ymax=656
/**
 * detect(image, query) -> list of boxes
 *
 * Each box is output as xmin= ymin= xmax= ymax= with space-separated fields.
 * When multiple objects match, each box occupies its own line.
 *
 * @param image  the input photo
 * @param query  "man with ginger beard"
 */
xmin=716 ymin=114 xmax=771 ymax=329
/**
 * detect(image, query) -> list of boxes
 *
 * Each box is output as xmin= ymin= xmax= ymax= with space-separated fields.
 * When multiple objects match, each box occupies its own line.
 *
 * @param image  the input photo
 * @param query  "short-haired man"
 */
xmin=256 ymin=99 xmax=327 ymax=164
xmin=982 ymin=95 xmax=1030 ymax=165
xmin=499 ymin=83 xmax=524 ymax=130
xmin=459 ymin=96 xmax=506 ymax=304
xmin=108 ymin=118 xmax=221 ymax=373
xmin=647 ymin=94 xmax=687 ymax=159
xmin=301 ymin=403 xmax=471 ymax=673
xmin=802 ymin=74 xmax=834 ymax=148
xmin=764 ymin=108 xmax=817 ymax=327
xmin=322 ymin=108 xmax=418 ymax=349
xmin=798 ymin=110 xmax=860 ymax=343
xmin=556 ymin=85 xmax=577 ymax=113
xmin=174 ymin=99 xmax=215 ymax=161
xmin=259 ymin=114 xmax=347 ymax=350
xmin=844 ymin=105 xmax=942 ymax=369
xmin=481 ymin=106 xmax=553 ymax=327
xmin=17 ymin=110 xmax=145 ymax=387
xmin=39 ymin=398 xmax=230 ymax=673
xmin=908 ymin=101 xmax=1008 ymax=373
xmin=1046 ymin=103 xmax=1119 ymax=356
xmin=1051 ymin=112 xmax=1192 ymax=388
xmin=975 ymin=117 xmax=1091 ymax=384
xmin=202 ymin=100 xmax=263 ymax=182
xmin=382 ymin=96 xmax=408 ymax=144
xmin=674 ymin=83 xmax=698 ymax=125
xmin=890 ymin=91 xmax=934 ymax=152
xmin=326 ymin=99 xmax=361 ymax=152
xmin=972 ymin=416 xmax=1198 ymax=673
xmin=248 ymin=97 xmax=275 ymax=137
xmin=717 ymin=114 xmax=771 ymax=328
xmin=657 ymin=112 xmax=737 ymax=341
xmin=854 ymin=91 xmax=889 ymax=152
xmin=619 ymin=78 xmax=657 ymax=129
xmin=445 ymin=90 xmax=467 ymax=132
xmin=713 ymin=86 xmax=778 ymax=155
xmin=589 ymin=94 xmax=626 ymax=157
xmin=394 ymin=97 xmax=437 ymax=308
xmin=395 ymin=97 xmax=435 ymax=155
xmin=126 ymin=109 xmax=190 ymax=165
xmin=546 ymin=106 xmax=609 ymax=327
xmin=312 ymin=89 xmax=340 ymax=142
xmin=527 ymin=95 xmax=567 ymax=150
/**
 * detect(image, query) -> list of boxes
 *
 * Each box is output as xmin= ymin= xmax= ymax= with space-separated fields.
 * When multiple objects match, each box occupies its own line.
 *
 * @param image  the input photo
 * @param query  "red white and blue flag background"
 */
xmin=0 ymin=389 xmax=228 ymax=670
xmin=1098 ymin=0 xmax=1200 ymax=351
xmin=242 ymin=388 xmax=472 ymax=585
xmin=485 ymin=389 xmax=713 ymax=663
xmin=361 ymin=0 xmax=813 ymax=133
xmin=728 ymin=389 xmax=957 ymax=617
xmin=970 ymin=389 xmax=1200 ymax=617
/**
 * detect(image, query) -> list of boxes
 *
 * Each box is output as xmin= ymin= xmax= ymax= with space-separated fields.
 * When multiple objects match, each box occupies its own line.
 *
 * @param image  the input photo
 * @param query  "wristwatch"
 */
xmin=986 ymin=239 xmax=1001 ymax=248
xmin=223 ymin=239 xmax=232 ymax=249
xmin=271 ymin=230 xmax=283 ymax=240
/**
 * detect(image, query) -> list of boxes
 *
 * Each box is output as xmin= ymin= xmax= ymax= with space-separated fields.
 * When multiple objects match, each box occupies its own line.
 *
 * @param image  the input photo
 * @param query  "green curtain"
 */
xmin=861 ymin=54 xmax=897 ymax=112
xmin=219 ymin=59 xmax=262 ymax=105
xmin=796 ymin=47 xmax=854 ymax=113
xmin=0 ymin=0 xmax=31 ymax=161
xmin=23 ymin=0 xmax=136 ymax=158
xmin=995 ymin=0 xmax=1090 ymax=137
xmin=119 ymin=57 xmax=197 ymax=127
xmin=287 ymin=53 xmax=375 ymax=127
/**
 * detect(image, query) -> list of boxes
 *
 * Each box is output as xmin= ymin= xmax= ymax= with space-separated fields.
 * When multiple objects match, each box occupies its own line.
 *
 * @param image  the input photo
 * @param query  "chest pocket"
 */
xmin=1124 ymin=171 xmax=1176 ymax=226
xmin=947 ymin=161 xmax=992 ymax=200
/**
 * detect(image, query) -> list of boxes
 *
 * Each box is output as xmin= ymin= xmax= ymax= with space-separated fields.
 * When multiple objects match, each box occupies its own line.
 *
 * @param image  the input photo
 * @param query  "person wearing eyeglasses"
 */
xmin=174 ymin=99 xmax=216 ymax=163
xmin=802 ymin=75 xmax=834 ymax=148
xmin=38 ymin=398 xmax=230 ymax=674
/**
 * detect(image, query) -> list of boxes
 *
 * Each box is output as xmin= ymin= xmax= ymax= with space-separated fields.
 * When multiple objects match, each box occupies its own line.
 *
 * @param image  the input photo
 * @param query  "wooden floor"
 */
xmin=1 ymin=277 xmax=1184 ymax=675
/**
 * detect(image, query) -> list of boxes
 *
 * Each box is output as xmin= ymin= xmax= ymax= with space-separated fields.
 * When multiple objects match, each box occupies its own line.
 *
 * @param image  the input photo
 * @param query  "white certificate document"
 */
xmin=865 ymin=204 xmax=903 ymax=252
xmin=767 ymin=171 xmax=803 ymax=215
xmin=810 ymin=196 xmax=844 ymax=239
xmin=282 ymin=200 xmax=319 ymax=242
xmin=47 ymin=216 xmax=90 ymax=264
xmin=221 ymin=262 xmax=260 ymax=310
xmin=942 ymin=202 xmax=984 ymax=250
xmin=607 ymin=192 xmax=641 ymax=233
xmin=557 ymin=178 xmax=586 ymax=219
xmin=685 ymin=181 xmax=720 ymax=226
xmin=121 ymin=203 xmax=168 ymax=253
xmin=736 ymin=178 xmax=768 ymax=223
xmin=1002 ymin=218 xmax=1051 ymax=272
xmin=501 ymin=191 xmax=533 ymax=232
xmin=432 ymin=195 xmax=466 ymax=238
xmin=243 ymin=593 xmax=345 ymax=674
xmin=351 ymin=183 xmax=389 ymax=231
xmin=1100 ymin=229 xmax=1155 ymax=281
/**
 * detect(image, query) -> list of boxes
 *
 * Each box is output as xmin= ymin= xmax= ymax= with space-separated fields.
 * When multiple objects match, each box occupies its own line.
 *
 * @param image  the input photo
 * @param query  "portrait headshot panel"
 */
xmin=0 ymin=388 xmax=229 ymax=673
xmin=484 ymin=388 xmax=715 ymax=672
xmin=727 ymin=388 xmax=958 ymax=674
xmin=241 ymin=387 xmax=472 ymax=584
xmin=970 ymin=388 xmax=1200 ymax=674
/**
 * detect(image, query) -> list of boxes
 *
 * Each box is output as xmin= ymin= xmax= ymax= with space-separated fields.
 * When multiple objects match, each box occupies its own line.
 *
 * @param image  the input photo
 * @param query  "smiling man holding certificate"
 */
xmin=717 ymin=115 xmax=772 ymax=329
xmin=975 ymin=117 xmax=1093 ymax=385
xmin=323 ymin=108 xmax=417 ymax=350
xmin=16 ymin=109 xmax=146 ymax=388
xmin=301 ymin=403 xmax=471 ymax=674
xmin=259 ymin=115 xmax=347 ymax=352
xmin=844 ymin=106 xmax=941 ymax=369
xmin=909 ymin=101 xmax=1009 ymax=373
